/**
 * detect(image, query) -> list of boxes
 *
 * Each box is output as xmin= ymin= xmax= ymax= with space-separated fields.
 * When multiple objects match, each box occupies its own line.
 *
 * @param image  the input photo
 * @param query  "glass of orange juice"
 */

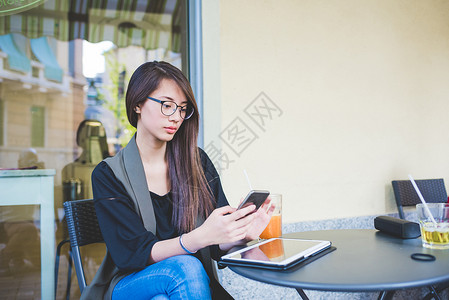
xmin=260 ymin=194 xmax=282 ymax=239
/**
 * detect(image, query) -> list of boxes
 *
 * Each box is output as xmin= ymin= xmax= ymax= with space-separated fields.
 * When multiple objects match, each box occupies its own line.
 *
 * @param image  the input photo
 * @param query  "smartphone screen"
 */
xmin=237 ymin=190 xmax=270 ymax=210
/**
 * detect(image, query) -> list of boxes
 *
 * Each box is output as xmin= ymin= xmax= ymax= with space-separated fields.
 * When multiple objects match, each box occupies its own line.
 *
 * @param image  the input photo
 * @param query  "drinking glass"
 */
xmin=260 ymin=194 xmax=282 ymax=239
xmin=416 ymin=203 xmax=449 ymax=249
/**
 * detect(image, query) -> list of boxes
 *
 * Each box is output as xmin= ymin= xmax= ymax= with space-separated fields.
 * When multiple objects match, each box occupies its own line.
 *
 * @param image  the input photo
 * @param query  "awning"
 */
xmin=30 ymin=36 xmax=63 ymax=82
xmin=0 ymin=33 xmax=31 ymax=73
xmin=0 ymin=0 xmax=183 ymax=52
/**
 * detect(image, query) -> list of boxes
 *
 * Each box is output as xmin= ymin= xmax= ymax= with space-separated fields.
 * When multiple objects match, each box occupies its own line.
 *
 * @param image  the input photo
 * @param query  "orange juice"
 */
xmin=259 ymin=238 xmax=284 ymax=259
xmin=260 ymin=214 xmax=282 ymax=239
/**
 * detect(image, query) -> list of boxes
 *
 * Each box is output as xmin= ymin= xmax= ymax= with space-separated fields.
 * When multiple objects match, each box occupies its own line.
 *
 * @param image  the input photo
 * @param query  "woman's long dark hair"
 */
xmin=126 ymin=61 xmax=214 ymax=233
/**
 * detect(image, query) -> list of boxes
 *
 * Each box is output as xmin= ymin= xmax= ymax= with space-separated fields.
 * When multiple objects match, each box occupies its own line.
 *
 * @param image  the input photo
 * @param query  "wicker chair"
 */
xmin=63 ymin=199 xmax=104 ymax=294
xmin=391 ymin=178 xmax=447 ymax=220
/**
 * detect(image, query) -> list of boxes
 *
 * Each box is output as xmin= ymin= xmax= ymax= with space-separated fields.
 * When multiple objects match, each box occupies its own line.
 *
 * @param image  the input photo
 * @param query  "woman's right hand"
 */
xmin=196 ymin=205 xmax=257 ymax=247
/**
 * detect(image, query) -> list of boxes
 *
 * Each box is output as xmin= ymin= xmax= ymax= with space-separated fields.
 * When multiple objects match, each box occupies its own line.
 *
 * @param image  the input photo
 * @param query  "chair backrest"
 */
xmin=63 ymin=199 xmax=103 ymax=293
xmin=391 ymin=179 xmax=448 ymax=219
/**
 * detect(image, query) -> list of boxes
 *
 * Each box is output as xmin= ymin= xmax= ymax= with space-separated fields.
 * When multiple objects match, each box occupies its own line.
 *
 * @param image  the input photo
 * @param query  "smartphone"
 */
xmin=237 ymin=190 xmax=270 ymax=210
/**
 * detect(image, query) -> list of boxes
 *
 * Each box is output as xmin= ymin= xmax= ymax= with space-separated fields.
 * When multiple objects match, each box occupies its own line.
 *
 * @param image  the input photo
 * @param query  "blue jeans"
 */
xmin=112 ymin=255 xmax=212 ymax=300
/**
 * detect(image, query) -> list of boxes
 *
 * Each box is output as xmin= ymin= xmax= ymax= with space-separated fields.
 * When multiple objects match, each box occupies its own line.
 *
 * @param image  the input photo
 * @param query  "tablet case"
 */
xmin=218 ymin=245 xmax=336 ymax=271
xmin=374 ymin=215 xmax=421 ymax=239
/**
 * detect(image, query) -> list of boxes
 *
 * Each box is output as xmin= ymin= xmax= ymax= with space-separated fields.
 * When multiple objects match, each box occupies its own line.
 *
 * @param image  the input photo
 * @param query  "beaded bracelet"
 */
xmin=179 ymin=234 xmax=197 ymax=254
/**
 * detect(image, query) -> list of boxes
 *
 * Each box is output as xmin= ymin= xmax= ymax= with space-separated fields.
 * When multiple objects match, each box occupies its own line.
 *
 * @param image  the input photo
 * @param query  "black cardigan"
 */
xmin=91 ymin=149 xmax=229 ymax=271
xmin=90 ymin=144 xmax=233 ymax=299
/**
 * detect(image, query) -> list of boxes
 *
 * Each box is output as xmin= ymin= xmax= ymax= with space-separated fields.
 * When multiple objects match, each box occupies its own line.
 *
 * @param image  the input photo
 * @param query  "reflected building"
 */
xmin=0 ymin=33 xmax=86 ymax=215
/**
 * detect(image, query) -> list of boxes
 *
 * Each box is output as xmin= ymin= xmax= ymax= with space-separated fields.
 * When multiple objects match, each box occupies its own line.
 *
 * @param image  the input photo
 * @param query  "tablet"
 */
xmin=219 ymin=238 xmax=332 ymax=270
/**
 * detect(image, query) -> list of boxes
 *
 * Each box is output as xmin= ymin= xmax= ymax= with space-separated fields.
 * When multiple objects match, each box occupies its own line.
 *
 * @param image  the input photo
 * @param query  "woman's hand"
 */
xmin=244 ymin=198 xmax=275 ymax=241
xmin=196 ymin=204 xmax=257 ymax=247
xmin=152 ymin=205 xmax=256 ymax=262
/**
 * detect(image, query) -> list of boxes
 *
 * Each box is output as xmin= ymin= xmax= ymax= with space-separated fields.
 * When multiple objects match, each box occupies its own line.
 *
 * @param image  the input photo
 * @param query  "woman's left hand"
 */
xmin=244 ymin=197 xmax=275 ymax=241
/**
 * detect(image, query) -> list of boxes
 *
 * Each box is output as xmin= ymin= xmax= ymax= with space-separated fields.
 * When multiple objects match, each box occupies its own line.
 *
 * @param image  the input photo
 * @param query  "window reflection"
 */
xmin=0 ymin=0 xmax=187 ymax=298
xmin=0 ymin=205 xmax=41 ymax=275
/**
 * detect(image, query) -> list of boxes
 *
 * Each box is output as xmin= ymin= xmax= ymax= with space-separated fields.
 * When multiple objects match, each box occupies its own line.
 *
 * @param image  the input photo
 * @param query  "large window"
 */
xmin=0 ymin=1 xmax=190 ymax=298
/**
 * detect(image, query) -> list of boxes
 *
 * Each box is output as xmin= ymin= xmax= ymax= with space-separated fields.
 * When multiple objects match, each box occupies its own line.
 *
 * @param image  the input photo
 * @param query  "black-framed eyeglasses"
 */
xmin=147 ymin=96 xmax=194 ymax=120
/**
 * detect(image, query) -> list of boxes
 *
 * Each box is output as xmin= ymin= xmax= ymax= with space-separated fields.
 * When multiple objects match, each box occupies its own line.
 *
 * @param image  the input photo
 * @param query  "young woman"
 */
xmin=85 ymin=61 xmax=274 ymax=300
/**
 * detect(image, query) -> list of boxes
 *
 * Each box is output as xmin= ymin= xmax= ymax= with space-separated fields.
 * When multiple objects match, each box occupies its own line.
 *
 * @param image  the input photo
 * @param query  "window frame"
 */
xmin=188 ymin=0 xmax=204 ymax=148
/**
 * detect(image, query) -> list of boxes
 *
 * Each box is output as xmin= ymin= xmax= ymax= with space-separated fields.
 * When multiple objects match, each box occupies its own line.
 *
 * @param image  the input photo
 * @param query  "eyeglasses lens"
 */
xmin=161 ymin=102 xmax=176 ymax=116
xmin=183 ymin=106 xmax=194 ymax=119
xmin=161 ymin=102 xmax=194 ymax=119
